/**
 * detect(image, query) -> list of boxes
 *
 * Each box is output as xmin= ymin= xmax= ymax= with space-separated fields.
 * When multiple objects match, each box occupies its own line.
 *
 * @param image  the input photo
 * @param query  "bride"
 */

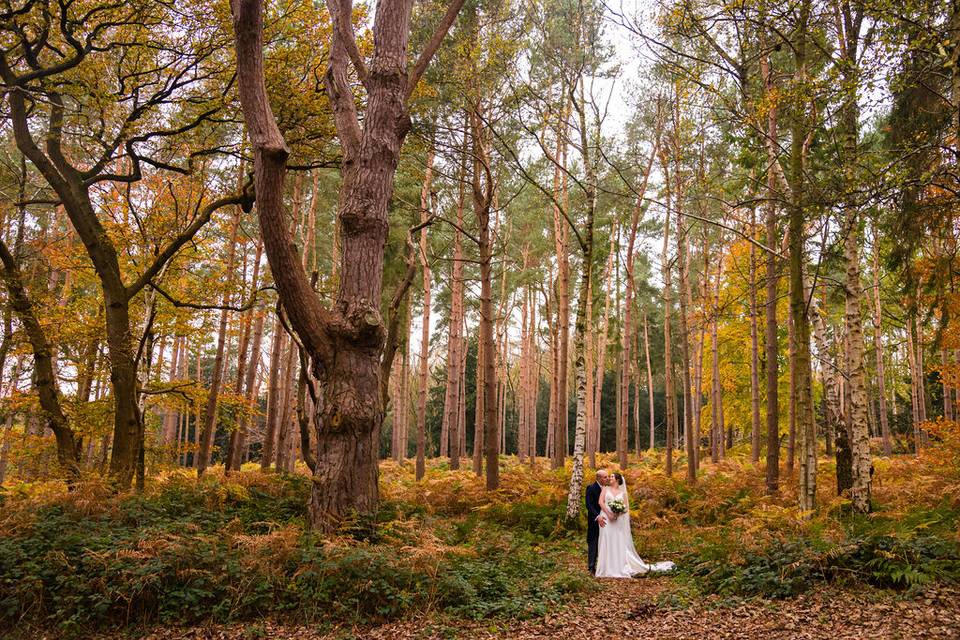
xmin=595 ymin=472 xmax=675 ymax=578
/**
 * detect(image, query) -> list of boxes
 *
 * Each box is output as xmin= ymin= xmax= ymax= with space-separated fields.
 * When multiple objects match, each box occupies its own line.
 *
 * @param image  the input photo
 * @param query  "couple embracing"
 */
xmin=585 ymin=469 xmax=675 ymax=578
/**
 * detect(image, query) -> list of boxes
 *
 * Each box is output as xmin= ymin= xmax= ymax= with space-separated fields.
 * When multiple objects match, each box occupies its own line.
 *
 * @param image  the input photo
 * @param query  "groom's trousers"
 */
xmin=587 ymin=520 xmax=599 ymax=574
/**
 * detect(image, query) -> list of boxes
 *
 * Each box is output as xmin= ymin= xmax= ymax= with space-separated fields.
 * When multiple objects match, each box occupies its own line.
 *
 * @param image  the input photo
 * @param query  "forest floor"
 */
xmin=4 ymin=447 xmax=960 ymax=640
xmin=90 ymin=579 xmax=960 ymax=639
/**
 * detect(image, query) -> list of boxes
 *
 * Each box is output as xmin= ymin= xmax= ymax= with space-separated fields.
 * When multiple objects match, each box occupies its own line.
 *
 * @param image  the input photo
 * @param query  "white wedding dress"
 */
xmin=595 ymin=487 xmax=675 ymax=578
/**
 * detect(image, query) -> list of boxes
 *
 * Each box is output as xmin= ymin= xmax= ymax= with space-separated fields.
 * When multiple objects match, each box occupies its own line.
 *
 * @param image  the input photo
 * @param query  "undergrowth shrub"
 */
xmin=437 ymin=543 xmax=591 ymax=619
xmin=0 ymin=467 xmax=586 ymax=637
xmin=685 ymin=529 xmax=960 ymax=598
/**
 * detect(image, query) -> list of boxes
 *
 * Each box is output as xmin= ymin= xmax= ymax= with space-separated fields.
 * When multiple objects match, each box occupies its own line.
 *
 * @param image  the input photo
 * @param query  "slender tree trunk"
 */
xmin=443 ymin=128 xmax=467 ymax=467
xmin=843 ymin=211 xmax=872 ymax=512
xmin=694 ymin=249 xmax=707 ymax=464
xmin=593 ymin=246 xmax=613 ymax=464
xmin=749 ymin=207 xmax=762 ymax=464
xmin=552 ymin=98 xmax=571 ymax=470
xmin=261 ymin=318 xmax=286 ymax=470
xmin=672 ymin=119 xmax=695 ymax=483
xmin=943 ymin=349 xmax=953 ymax=422
xmin=907 ymin=321 xmax=921 ymax=452
xmin=644 ymin=311 xmax=655 ymax=450
xmin=0 ymin=357 xmax=23 ymax=484
xmin=787 ymin=301 xmax=796 ymax=473
xmin=230 ymin=307 xmax=265 ymax=471
xmin=529 ymin=290 xmax=540 ymax=462
xmin=0 ymin=239 xmax=79 ymax=478
xmin=197 ymin=199 xmax=243 ymax=475
xmin=397 ymin=305 xmax=411 ymax=461
xmin=661 ymin=158 xmax=676 ymax=476
xmin=565 ymin=86 xmax=596 ymax=521
xmin=918 ymin=323 xmax=928 ymax=425
xmin=470 ymin=108 xmax=499 ymax=489
xmin=788 ymin=0 xmax=818 ymax=511
xmin=519 ymin=282 xmax=530 ymax=463
xmin=416 ymin=144 xmax=434 ymax=479
xmin=228 ymin=240 xmax=264 ymax=471
xmin=761 ymin=36 xmax=780 ymax=496
xmin=710 ymin=262 xmax=722 ymax=464
xmin=835 ymin=0 xmax=871 ymax=514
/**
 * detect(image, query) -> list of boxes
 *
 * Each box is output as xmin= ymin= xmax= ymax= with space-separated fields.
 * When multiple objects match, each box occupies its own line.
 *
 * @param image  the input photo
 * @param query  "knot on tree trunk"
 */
xmin=339 ymin=205 xmax=390 ymax=239
xmin=334 ymin=299 xmax=385 ymax=350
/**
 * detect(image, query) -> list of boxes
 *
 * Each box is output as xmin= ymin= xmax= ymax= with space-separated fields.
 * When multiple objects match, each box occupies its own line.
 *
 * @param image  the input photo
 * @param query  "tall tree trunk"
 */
xmin=443 ymin=128 xmax=467 ymax=467
xmin=529 ymin=289 xmax=540 ymax=462
xmin=197 ymin=189 xmax=244 ymax=475
xmin=227 ymin=240 xmax=264 ymax=471
xmin=789 ymin=0 xmax=817 ymax=511
xmin=0 ymin=357 xmax=23 ymax=484
xmin=672 ymin=111 xmax=695 ymax=484
xmin=565 ymin=85 xmax=596 ymax=521
xmin=661 ymin=153 xmax=676 ymax=476
xmin=906 ymin=312 xmax=923 ymax=456
xmin=230 ymin=307 xmax=266 ymax=471
xmin=396 ymin=303 xmax=412 ymax=461
xmin=232 ymin=0 xmax=465 ymax=529
xmin=474 ymin=324 xmax=486 ymax=473
xmin=787 ymin=301 xmax=797 ymax=473
xmin=643 ymin=311 xmax=655 ymax=450
xmin=761 ymin=35 xmax=780 ymax=496
xmin=843 ymin=212 xmax=872 ymax=512
xmin=416 ymin=144 xmax=434 ymax=480
xmin=261 ymin=317 xmax=286 ymax=470
xmin=552 ymin=98 xmax=571 ymax=470
xmin=749 ymin=206 xmax=762 ymax=464
xmin=710 ymin=257 xmax=723 ymax=464
xmin=834 ymin=0 xmax=872 ymax=514
xmin=519 ymin=282 xmax=530 ymax=463
xmin=471 ymin=107 xmax=499 ymax=489
xmin=694 ymin=248 xmax=707 ymax=465
xmin=547 ymin=275 xmax=558 ymax=461
xmin=807 ymin=279 xmax=842 ymax=468
xmin=0 ymin=240 xmax=79 ymax=478
xmin=592 ymin=236 xmax=614 ymax=465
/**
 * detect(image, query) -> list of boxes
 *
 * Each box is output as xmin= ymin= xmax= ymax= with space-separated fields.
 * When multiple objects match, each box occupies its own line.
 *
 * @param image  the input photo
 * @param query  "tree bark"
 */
xmin=671 ymin=102 xmax=696 ymax=483
xmin=261 ymin=317 xmax=286 ymax=470
xmin=469 ymin=105 xmax=499 ymax=489
xmin=197 ymin=199 xmax=243 ymax=475
xmin=761 ymin=36 xmax=780 ymax=496
xmin=443 ymin=128 xmax=467 ymax=466
xmin=787 ymin=0 xmax=818 ymax=511
xmin=230 ymin=307 xmax=266 ymax=471
xmin=415 ymin=144 xmax=434 ymax=480
xmin=551 ymin=98 xmax=571 ymax=470
xmin=0 ymin=239 xmax=79 ymax=479
xmin=643 ymin=311 xmax=655 ymax=450
xmin=749 ymin=206 xmax=762 ymax=464
xmin=565 ymin=84 xmax=597 ymax=521
xmin=661 ymin=150 xmax=676 ymax=477
xmin=232 ymin=0 xmax=465 ymax=529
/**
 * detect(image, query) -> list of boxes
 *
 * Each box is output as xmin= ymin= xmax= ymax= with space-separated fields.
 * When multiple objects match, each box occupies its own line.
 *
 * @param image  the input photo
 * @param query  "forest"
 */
xmin=0 ymin=0 xmax=958 ymax=637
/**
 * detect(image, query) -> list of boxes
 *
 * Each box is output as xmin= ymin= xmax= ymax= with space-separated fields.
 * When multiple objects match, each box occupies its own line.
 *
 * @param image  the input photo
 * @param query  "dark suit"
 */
xmin=585 ymin=481 xmax=602 ymax=574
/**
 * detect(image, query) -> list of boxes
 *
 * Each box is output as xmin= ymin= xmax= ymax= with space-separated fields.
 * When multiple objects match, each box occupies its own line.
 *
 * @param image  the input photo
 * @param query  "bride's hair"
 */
xmin=613 ymin=472 xmax=624 ymax=486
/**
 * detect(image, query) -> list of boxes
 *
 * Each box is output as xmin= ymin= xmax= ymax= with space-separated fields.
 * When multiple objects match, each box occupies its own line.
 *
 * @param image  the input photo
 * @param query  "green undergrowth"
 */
xmin=0 ymin=472 xmax=587 ymax=638
xmin=3 ymin=454 xmax=960 ymax=637
xmin=678 ymin=500 xmax=960 ymax=599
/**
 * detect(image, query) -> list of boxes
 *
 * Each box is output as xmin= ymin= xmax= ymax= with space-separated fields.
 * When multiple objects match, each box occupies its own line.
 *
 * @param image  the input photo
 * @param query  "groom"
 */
xmin=586 ymin=469 xmax=609 ymax=575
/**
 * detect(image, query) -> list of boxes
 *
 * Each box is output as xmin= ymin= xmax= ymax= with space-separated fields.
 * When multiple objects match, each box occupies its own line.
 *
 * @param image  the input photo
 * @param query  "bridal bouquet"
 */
xmin=607 ymin=496 xmax=627 ymax=515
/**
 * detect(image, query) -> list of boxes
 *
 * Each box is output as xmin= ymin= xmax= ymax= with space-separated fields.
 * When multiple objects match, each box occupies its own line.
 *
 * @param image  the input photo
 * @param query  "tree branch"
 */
xmin=126 ymin=187 xmax=254 ymax=299
xmin=406 ymin=0 xmax=469 ymax=98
